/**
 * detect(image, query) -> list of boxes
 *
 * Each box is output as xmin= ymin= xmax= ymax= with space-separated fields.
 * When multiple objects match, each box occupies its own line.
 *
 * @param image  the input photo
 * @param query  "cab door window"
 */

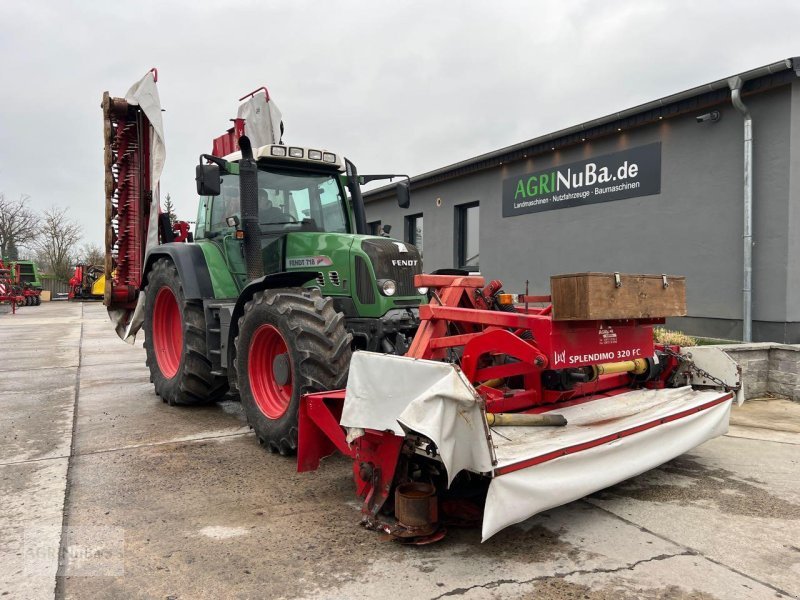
xmin=209 ymin=174 xmax=240 ymax=232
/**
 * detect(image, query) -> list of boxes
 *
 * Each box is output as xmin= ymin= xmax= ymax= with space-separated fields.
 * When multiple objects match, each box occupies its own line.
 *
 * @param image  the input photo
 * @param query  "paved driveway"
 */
xmin=1 ymin=302 xmax=798 ymax=599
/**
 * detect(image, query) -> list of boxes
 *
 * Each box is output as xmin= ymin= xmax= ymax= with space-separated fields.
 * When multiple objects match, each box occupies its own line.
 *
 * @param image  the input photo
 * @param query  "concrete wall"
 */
xmin=366 ymin=81 xmax=799 ymax=342
xmin=710 ymin=343 xmax=800 ymax=401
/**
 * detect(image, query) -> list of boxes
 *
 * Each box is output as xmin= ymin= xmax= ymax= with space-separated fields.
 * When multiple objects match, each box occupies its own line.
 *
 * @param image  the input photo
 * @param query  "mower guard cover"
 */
xmin=341 ymin=352 xmax=733 ymax=542
xmin=341 ymin=353 xmax=495 ymax=484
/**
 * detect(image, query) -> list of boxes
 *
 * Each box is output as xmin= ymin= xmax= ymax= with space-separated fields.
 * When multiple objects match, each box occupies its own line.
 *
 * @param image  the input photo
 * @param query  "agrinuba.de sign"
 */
xmin=502 ymin=142 xmax=662 ymax=217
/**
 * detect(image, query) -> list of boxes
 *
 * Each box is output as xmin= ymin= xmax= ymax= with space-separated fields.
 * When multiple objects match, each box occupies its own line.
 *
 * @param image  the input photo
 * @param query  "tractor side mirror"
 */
xmin=196 ymin=164 xmax=221 ymax=196
xmin=397 ymin=180 xmax=411 ymax=209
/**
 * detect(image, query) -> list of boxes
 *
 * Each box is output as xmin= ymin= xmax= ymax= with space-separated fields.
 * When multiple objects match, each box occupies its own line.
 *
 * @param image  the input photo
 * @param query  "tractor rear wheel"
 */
xmin=235 ymin=289 xmax=352 ymax=455
xmin=143 ymin=258 xmax=228 ymax=406
xmin=34 ymin=295 xmax=41 ymax=306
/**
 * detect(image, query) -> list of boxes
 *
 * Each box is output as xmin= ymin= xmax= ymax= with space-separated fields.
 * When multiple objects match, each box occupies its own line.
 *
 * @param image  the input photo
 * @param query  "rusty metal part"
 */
xmin=394 ymin=482 xmax=438 ymax=537
xmin=395 ymin=528 xmax=447 ymax=545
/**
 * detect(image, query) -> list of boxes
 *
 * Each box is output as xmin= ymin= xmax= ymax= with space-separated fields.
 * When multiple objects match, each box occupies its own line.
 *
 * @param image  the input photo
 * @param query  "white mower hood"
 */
xmin=340 ymin=352 xmax=734 ymax=542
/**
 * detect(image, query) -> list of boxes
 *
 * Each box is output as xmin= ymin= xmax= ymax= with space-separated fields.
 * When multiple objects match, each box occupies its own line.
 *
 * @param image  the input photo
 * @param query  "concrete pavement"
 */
xmin=1 ymin=301 xmax=798 ymax=599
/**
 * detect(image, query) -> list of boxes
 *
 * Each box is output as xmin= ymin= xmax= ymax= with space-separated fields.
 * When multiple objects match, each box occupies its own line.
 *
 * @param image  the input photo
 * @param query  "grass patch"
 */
xmin=653 ymin=327 xmax=697 ymax=347
xmin=654 ymin=328 xmax=742 ymax=347
xmin=694 ymin=336 xmax=742 ymax=346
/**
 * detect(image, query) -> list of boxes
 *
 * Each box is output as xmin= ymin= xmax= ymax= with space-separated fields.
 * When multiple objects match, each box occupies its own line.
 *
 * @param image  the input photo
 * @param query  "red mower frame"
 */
xmin=297 ymin=273 xmax=672 ymax=528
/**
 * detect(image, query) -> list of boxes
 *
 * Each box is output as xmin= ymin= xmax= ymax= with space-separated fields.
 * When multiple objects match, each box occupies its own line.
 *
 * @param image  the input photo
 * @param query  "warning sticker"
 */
xmin=598 ymin=325 xmax=618 ymax=345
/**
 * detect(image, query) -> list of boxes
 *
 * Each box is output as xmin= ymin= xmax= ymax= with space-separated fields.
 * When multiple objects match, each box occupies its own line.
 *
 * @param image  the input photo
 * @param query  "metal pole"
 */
xmin=729 ymin=77 xmax=753 ymax=342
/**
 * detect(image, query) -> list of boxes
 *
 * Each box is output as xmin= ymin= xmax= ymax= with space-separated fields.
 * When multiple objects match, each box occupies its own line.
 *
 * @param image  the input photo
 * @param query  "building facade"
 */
xmin=363 ymin=59 xmax=800 ymax=343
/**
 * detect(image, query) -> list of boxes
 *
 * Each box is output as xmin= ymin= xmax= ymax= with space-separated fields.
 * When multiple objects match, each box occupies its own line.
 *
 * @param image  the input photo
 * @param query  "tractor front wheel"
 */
xmin=235 ymin=289 xmax=352 ymax=455
xmin=143 ymin=258 xmax=228 ymax=406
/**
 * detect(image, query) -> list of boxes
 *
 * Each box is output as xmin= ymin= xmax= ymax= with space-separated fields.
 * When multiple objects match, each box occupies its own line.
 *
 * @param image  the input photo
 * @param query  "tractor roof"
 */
xmin=224 ymin=144 xmax=345 ymax=172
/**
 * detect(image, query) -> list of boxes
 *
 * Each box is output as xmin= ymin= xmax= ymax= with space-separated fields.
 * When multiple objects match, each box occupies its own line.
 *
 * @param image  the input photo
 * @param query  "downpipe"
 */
xmin=729 ymin=77 xmax=753 ymax=342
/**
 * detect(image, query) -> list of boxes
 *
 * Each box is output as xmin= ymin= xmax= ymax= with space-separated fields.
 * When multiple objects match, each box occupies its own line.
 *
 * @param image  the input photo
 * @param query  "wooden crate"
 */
xmin=550 ymin=272 xmax=686 ymax=321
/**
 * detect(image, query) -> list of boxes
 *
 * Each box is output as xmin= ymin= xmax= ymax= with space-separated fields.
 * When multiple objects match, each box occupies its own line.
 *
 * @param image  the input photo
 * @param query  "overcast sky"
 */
xmin=1 ymin=0 xmax=797 ymax=251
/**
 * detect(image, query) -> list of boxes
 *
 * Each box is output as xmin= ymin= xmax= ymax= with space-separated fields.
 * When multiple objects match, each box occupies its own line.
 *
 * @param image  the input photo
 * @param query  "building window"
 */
xmin=368 ymin=220 xmax=381 ymax=236
xmin=456 ymin=202 xmax=479 ymax=270
xmin=405 ymin=213 xmax=423 ymax=256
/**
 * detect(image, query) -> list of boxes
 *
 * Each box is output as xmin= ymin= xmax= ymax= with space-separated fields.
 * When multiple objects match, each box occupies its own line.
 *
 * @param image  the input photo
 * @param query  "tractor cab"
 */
xmin=195 ymin=144 xmax=351 ymax=240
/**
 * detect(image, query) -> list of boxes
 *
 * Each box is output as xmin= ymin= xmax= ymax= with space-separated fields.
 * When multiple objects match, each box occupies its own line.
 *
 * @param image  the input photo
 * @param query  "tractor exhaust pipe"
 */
xmin=238 ymin=136 xmax=264 ymax=280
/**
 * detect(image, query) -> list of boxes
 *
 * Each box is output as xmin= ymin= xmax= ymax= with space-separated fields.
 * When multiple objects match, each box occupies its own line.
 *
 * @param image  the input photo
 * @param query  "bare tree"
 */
xmin=0 ymin=193 xmax=40 ymax=259
xmin=35 ymin=207 xmax=82 ymax=280
xmin=79 ymin=242 xmax=104 ymax=267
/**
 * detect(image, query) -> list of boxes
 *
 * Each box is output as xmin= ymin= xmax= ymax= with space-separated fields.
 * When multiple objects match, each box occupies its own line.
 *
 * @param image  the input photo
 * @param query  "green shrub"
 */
xmin=653 ymin=327 xmax=697 ymax=347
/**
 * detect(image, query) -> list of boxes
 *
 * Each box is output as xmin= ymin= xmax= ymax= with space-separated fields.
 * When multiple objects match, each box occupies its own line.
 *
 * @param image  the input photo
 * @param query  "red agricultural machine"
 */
xmin=0 ymin=259 xmax=41 ymax=310
xmin=12 ymin=261 xmax=43 ymax=306
xmin=0 ymin=259 xmax=25 ymax=314
xmin=102 ymin=71 xmax=742 ymax=543
xmin=298 ymin=273 xmax=741 ymax=541
xmin=68 ymin=264 xmax=105 ymax=301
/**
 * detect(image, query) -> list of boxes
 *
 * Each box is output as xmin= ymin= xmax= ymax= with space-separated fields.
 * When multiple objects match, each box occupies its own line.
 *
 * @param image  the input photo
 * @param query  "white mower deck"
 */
xmin=341 ymin=352 xmax=734 ymax=541
xmin=483 ymin=387 xmax=733 ymax=540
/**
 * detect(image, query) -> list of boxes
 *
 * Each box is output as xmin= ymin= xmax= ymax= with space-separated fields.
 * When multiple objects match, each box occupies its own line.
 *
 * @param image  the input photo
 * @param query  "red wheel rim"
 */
xmin=248 ymin=324 xmax=293 ymax=419
xmin=152 ymin=287 xmax=182 ymax=378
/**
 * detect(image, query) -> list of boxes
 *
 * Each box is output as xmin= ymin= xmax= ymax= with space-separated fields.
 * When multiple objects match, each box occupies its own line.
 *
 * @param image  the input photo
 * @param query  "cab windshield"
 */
xmin=256 ymin=168 xmax=349 ymax=233
xmin=209 ymin=168 xmax=350 ymax=235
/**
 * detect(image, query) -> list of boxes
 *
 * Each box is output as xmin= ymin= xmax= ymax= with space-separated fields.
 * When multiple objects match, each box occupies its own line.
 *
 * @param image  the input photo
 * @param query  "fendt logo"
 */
xmin=392 ymin=259 xmax=418 ymax=267
xmin=392 ymin=242 xmax=409 ymax=253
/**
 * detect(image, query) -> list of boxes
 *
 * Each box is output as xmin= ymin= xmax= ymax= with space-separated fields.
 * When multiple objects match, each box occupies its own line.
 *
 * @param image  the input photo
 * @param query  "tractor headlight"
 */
xmin=417 ymin=287 xmax=429 ymax=295
xmin=380 ymin=279 xmax=397 ymax=296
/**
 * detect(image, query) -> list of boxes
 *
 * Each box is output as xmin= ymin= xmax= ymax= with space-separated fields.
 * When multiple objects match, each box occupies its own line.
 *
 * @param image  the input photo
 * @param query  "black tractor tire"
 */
xmin=34 ymin=295 xmax=41 ymax=306
xmin=143 ymin=258 xmax=228 ymax=406
xmin=25 ymin=296 xmax=32 ymax=306
xmin=235 ymin=288 xmax=352 ymax=455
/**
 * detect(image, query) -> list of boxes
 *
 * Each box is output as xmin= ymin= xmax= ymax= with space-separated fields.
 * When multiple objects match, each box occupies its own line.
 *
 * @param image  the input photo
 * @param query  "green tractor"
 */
xmin=103 ymin=83 xmax=423 ymax=455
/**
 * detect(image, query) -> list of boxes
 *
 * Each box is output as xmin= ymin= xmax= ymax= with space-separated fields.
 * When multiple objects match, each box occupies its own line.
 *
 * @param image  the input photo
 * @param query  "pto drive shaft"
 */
xmin=486 ymin=413 xmax=568 ymax=427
